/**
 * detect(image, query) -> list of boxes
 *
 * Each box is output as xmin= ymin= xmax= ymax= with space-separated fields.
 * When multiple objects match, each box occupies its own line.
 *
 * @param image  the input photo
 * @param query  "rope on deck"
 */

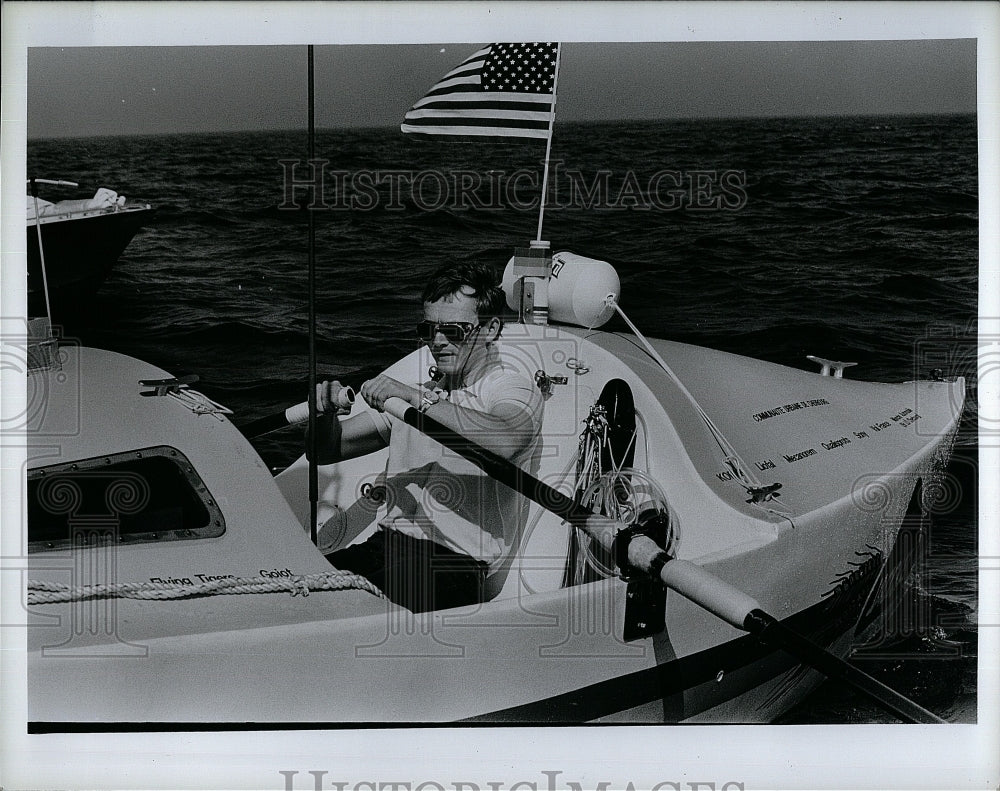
xmin=27 ymin=571 xmax=385 ymax=605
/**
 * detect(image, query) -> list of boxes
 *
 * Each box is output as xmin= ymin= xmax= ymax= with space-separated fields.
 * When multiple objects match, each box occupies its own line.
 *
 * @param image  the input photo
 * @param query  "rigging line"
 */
xmin=610 ymin=302 xmax=766 ymax=490
xmin=610 ymin=429 xmax=639 ymax=476
xmin=29 ymin=181 xmax=55 ymax=325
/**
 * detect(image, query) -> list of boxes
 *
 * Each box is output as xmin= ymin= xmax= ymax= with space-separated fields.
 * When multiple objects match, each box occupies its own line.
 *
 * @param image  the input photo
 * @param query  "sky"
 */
xmin=26 ymin=39 xmax=978 ymax=139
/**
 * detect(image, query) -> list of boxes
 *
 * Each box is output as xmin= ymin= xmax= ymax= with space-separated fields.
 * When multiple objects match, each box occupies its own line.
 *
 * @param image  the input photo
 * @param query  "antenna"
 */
xmin=307 ymin=45 xmax=319 ymax=544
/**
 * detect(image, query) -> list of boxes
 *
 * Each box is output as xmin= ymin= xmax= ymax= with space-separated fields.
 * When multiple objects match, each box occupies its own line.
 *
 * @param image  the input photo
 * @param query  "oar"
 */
xmin=381 ymin=396 xmax=945 ymax=725
xmin=238 ymin=387 xmax=355 ymax=439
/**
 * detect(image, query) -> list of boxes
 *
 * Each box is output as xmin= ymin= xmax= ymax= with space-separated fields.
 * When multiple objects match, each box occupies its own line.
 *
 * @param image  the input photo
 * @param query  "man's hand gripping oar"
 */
xmin=238 ymin=382 xmax=355 ymax=439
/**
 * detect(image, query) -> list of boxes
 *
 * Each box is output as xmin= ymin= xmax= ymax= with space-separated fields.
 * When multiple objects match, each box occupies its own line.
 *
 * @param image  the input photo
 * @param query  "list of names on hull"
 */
xmin=717 ymin=403 xmax=925 ymax=482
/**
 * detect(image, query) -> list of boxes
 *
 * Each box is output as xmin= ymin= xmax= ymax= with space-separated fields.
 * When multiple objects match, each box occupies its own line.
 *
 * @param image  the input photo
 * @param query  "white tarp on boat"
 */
xmin=26 ymin=187 xmax=124 ymax=219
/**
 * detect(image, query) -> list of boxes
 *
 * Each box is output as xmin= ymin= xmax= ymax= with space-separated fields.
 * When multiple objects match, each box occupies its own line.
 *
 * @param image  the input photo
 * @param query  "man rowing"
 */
xmin=309 ymin=261 xmax=544 ymax=612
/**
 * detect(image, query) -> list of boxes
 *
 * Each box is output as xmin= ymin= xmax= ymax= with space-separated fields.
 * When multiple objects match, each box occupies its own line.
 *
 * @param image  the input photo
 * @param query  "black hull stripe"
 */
xmin=461 ymin=570 xmax=870 ymax=723
xmin=460 ymin=628 xmax=780 ymax=723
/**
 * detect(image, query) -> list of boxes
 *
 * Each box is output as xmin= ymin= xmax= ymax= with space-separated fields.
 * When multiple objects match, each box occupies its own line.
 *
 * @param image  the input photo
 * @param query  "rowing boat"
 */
xmin=23 ymin=245 xmax=963 ymax=725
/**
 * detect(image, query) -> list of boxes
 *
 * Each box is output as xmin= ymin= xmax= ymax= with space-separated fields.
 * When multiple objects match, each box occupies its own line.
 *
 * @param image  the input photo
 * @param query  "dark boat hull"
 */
xmin=27 ymin=206 xmax=154 ymax=315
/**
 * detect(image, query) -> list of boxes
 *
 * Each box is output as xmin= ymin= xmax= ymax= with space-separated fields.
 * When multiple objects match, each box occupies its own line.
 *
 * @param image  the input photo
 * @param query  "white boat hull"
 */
xmin=24 ymin=322 xmax=964 ymax=724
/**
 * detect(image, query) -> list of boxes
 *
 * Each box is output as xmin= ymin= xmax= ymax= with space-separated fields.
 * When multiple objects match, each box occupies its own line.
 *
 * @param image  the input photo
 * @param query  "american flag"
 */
xmin=401 ymin=43 xmax=559 ymax=140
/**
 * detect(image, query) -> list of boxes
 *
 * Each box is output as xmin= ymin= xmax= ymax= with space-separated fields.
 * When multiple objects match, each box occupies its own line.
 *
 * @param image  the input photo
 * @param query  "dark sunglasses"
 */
xmin=415 ymin=320 xmax=483 ymax=343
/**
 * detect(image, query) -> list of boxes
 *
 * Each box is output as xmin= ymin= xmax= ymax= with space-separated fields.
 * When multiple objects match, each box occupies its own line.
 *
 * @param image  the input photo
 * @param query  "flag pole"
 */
xmin=534 ymin=42 xmax=561 ymax=243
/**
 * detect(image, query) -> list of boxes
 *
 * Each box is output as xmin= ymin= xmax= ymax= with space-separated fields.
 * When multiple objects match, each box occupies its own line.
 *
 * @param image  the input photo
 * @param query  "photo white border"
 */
xmin=2 ymin=2 xmax=998 ymax=789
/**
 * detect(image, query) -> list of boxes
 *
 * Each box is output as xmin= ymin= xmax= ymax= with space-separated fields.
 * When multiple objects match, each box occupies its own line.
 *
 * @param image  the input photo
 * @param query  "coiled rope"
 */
xmin=27 ymin=571 xmax=385 ymax=605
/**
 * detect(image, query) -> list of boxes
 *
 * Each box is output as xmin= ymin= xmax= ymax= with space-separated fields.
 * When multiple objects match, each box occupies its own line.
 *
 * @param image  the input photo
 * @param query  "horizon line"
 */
xmin=26 ymin=109 xmax=976 ymax=143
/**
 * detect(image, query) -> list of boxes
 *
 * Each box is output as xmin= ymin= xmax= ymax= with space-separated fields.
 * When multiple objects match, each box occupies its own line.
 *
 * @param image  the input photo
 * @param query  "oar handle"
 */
xmin=383 ymin=397 xmax=412 ymax=421
xmin=652 ymin=550 xmax=762 ymax=630
xmin=285 ymin=386 xmax=355 ymax=423
xmin=240 ymin=386 xmax=354 ymax=439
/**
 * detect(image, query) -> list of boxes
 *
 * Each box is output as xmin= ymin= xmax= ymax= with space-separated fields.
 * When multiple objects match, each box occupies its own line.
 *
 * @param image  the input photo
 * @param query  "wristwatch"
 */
xmin=418 ymin=389 xmax=441 ymax=413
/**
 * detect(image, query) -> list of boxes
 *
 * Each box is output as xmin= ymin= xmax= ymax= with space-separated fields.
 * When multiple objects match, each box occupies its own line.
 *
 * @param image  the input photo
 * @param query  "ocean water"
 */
xmin=26 ymin=113 xmax=979 ymax=723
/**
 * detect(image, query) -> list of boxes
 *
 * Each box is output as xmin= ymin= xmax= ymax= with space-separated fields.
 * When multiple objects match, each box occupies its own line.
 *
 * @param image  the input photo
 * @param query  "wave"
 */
xmin=167 ymin=320 xmax=306 ymax=347
xmin=879 ymin=273 xmax=963 ymax=299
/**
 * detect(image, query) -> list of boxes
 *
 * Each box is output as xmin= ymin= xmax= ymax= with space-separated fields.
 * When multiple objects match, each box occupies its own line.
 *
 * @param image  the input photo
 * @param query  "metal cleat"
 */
xmin=745 ymin=481 xmax=783 ymax=504
xmin=534 ymin=369 xmax=568 ymax=396
xmin=806 ymin=355 xmax=858 ymax=378
xmin=139 ymin=374 xmax=200 ymax=397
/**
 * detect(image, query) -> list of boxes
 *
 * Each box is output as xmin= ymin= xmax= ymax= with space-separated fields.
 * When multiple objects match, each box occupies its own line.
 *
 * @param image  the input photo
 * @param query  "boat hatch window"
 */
xmin=27 ymin=446 xmax=225 ymax=552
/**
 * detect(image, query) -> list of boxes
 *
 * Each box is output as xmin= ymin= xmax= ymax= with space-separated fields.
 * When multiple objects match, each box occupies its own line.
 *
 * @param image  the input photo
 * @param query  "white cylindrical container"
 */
xmin=547 ymin=251 xmax=620 ymax=328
